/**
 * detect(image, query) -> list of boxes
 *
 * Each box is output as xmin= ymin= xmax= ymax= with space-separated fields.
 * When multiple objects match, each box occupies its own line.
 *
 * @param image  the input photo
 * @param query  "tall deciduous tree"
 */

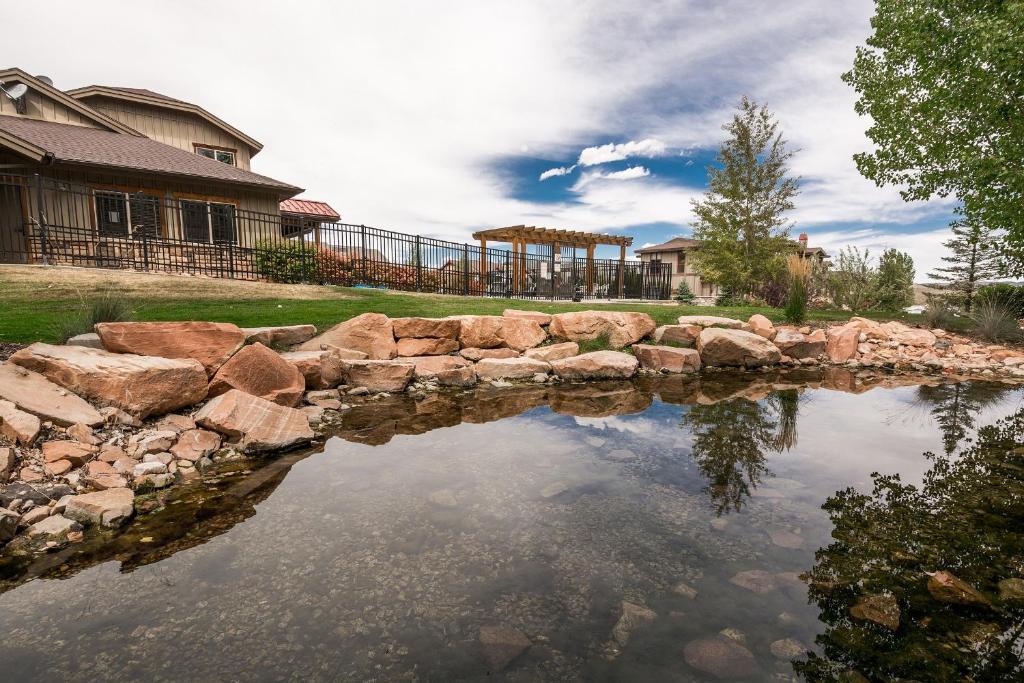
xmin=843 ymin=1 xmax=1024 ymax=273
xmin=690 ymin=97 xmax=799 ymax=298
xmin=873 ymin=248 xmax=915 ymax=310
xmin=928 ymin=218 xmax=1001 ymax=311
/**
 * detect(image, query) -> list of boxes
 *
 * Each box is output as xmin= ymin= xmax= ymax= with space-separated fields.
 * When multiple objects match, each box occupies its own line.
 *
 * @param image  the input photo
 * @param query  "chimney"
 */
xmin=798 ymin=233 xmax=808 ymax=250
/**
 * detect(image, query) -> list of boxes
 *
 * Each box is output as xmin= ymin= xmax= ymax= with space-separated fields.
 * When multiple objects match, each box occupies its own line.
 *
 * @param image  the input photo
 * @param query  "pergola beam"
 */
xmin=472 ymin=225 xmax=632 ymax=248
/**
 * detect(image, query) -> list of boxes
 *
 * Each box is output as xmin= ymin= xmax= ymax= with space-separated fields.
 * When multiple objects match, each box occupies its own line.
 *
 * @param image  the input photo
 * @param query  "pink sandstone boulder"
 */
xmin=676 ymin=315 xmax=743 ymax=329
xmin=64 ymin=488 xmax=135 ymax=528
xmin=475 ymin=357 xmax=551 ymax=381
xmin=10 ymin=343 xmax=208 ymax=418
xmin=341 ymin=360 xmax=415 ymax=392
xmin=392 ymin=317 xmax=462 ymax=339
xmin=894 ymin=328 xmax=937 ymax=348
xmin=396 ymin=337 xmax=460 ymax=357
xmin=279 ymin=350 xmax=334 ymax=390
xmin=0 ymin=363 xmax=103 ymax=427
xmin=0 ymin=400 xmax=42 ymax=445
xmin=459 ymin=347 xmax=519 ymax=361
xmin=633 ymin=344 xmax=702 ymax=373
xmin=435 ymin=366 xmax=478 ymax=387
xmin=772 ymin=328 xmax=825 ymax=360
xmin=652 ymin=324 xmax=702 ymax=347
xmin=296 ymin=312 xmax=397 ymax=359
xmin=456 ymin=316 xmax=547 ymax=351
xmin=405 ymin=355 xmax=471 ymax=380
xmin=847 ymin=316 xmax=888 ymax=341
xmin=207 ymin=342 xmax=305 ymax=407
xmin=502 ymin=309 xmax=552 ymax=326
xmin=95 ymin=321 xmax=245 ymax=376
xmin=42 ymin=440 xmax=97 ymax=466
xmin=826 ymin=325 xmax=860 ymax=362
xmin=319 ymin=344 xmax=369 ymax=360
xmin=241 ymin=324 xmax=317 ymax=347
xmin=524 ymin=342 xmax=580 ymax=362
xmin=170 ymin=429 xmax=222 ymax=462
xmin=747 ymin=314 xmax=776 ymax=339
xmin=195 ymin=389 xmax=313 ymax=453
xmin=548 ymin=311 xmax=656 ymax=349
xmin=696 ymin=328 xmax=782 ymax=368
xmin=549 ymin=350 xmax=639 ymax=380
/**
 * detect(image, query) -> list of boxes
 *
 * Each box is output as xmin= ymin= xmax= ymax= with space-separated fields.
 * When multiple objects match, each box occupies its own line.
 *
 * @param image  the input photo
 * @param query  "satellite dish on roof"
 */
xmin=5 ymin=83 xmax=28 ymax=99
xmin=34 ymin=75 xmax=53 ymax=87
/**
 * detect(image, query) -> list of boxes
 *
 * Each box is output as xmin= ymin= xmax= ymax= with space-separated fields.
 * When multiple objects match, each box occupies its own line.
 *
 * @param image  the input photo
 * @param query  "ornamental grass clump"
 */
xmin=783 ymin=254 xmax=811 ymax=324
xmin=51 ymin=290 xmax=134 ymax=343
xmin=971 ymin=300 xmax=1022 ymax=343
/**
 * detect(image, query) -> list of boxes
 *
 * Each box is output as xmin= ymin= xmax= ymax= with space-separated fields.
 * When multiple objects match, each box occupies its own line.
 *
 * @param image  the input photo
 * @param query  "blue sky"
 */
xmin=8 ymin=0 xmax=957 ymax=276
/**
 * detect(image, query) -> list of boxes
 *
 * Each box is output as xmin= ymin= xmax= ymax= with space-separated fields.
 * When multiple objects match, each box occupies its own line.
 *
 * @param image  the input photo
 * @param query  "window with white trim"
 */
xmin=94 ymin=190 xmax=160 ymax=238
xmin=196 ymin=146 xmax=236 ymax=166
xmin=180 ymin=200 xmax=236 ymax=243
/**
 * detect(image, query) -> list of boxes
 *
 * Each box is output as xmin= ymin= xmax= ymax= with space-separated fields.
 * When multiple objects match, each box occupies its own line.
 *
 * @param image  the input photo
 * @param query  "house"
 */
xmin=635 ymin=233 xmax=827 ymax=303
xmin=0 ymin=68 xmax=337 ymax=268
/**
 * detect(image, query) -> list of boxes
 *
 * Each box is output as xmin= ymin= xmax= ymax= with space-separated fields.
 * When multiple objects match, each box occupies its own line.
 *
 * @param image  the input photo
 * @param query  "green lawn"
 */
xmin=0 ymin=265 xmax=929 ymax=344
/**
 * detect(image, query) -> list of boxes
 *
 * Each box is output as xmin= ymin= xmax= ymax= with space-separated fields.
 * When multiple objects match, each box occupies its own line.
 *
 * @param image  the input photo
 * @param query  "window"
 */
xmin=195 ymin=146 xmax=236 ymax=166
xmin=94 ymin=190 xmax=161 ymax=237
xmin=180 ymin=199 xmax=236 ymax=243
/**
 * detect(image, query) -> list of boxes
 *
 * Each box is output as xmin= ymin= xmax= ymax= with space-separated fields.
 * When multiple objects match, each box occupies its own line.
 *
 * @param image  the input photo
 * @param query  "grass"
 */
xmin=0 ymin=264 xmax=949 ymax=344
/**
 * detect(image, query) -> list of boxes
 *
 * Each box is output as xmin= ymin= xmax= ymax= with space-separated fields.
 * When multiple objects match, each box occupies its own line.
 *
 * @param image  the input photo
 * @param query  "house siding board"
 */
xmin=0 ymin=90 xmax=102 ymax=128
xmin=83 ymin=98 xmax=253 ymax=170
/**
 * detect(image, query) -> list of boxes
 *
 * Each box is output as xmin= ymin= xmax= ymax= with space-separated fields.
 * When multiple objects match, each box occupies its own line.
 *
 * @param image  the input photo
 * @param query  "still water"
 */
xmin=1 ymin=369 xmax=1022 ymax=681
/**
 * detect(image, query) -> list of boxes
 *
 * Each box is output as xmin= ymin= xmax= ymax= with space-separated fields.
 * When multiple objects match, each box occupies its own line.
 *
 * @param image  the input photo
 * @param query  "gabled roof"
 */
xmin=0 ymin=115 xmax=300 ymax=196
xmin=0 ymin=68 xmax=141 ymax=136
xmin=634 ymin=237 xmax=701 ymax=253
xmin=66 ymin=84 xmax=264 ymax=155
xmin=280 ymin=198 xmax=340 ymax=221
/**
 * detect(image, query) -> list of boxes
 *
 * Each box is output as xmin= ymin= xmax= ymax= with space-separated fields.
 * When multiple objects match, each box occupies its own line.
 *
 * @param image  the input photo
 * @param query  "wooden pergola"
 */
xmin=471 ymin=225 xmax=633 ymax=296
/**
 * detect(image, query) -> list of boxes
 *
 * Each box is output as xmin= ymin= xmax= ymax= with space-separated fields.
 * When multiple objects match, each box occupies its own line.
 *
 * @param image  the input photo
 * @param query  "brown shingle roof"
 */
xmin=634 ymin=237 xmax=701 ymax=253
xmin=0 ymin=115 xmax=300 ymax=196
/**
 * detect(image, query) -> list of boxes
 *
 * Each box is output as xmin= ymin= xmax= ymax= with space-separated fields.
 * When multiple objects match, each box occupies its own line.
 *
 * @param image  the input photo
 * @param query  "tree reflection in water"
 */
xmin=681 ymin=389 xmax=800 ymax=515
xmin=797 ymin=408 xmax=1024 ymax=681
xmin=915 ymin=382 xmax=1016 ymax=457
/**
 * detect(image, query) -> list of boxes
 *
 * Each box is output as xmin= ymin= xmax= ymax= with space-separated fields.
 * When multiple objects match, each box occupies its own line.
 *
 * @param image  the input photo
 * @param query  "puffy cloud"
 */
xmin=577 ymin=139 xmax=667 ymax=166
xmin=538 ymin=164 xmax=576 ymax=181
xmin=571 ymin=165 xmax=650 ymax=190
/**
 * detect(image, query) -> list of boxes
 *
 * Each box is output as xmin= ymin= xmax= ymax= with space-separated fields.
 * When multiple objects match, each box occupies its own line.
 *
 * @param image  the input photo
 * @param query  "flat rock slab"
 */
xmin=396 ymin=337 xmax=460 ymax=357
xmin=502 ymin=309 xmax=552 ymax=326
xmin=0 ymin=363 xmax=103 ymax=427
xmin=27 ymin=513 xmax=82 ymax=539
xmin=296 ymin=312 xmax=396 ymax=359
xmin=772 ymin=329 xmax=825 ymax=360
xmin=549 ymin=351 xmax=639 ymax=380
xmin=549 ymin=311 xmax=656 ymax=348
xmin=64 ymin=488 xmax=135 ymax=528
xmin=96 ymin=321 xmax=245 ymax=376
xmin=195 ymin=389 xmax=314 ymax=453
xmin=524 ymin=342 xmax=579 ymax=362
xmin=459 ymin=347 xmax=519 ymax=361
xmin=0 ymin=399 xmax=42 ymax=445
xmin=392 ymin=317 xmax=462 ymax=339
xmin=242 ymin=324 xmax=317 ymax=347
xmin=633 ymin=344 xmax=701 ymax=373
xmin=697 ymin=328 xmax=781 ymax=368
xmin=10 ymin=343 xmax=208 ymax=419
xmin=406 ymin=355 xmax=471 ymax=379
xmin=676 ymin=315 xmax=744 ymax=329
xmin=454 ymin=316 xmax=547 ymax=351
xmin=208 ymin=342 xmax=305 ymax=406
xmin=341 ymin=360 xmax=415 ymax=393
xmin=475 ymin=357 xmax=551 ymax=381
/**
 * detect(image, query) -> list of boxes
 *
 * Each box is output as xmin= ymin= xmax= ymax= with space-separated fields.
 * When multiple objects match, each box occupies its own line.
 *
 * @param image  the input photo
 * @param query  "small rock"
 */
xmin=0 ymin=400 xmax=42 ymax=445
xmin=19 ymin=505 xmax=51 ymax=526
xmin=729 ymin=570 xmax=778 ymax=593
xmin=143 ymin=451 xmax=173 ymax=466
xmin=479 ymin=625 xmax=531 ymax=671
xmin=428 ymin=489 xmax=458 ymax=508
xmin=170 ymin=429 xmax=221 ymax=462
xmin=134 ymin=461 xmax=167 ymax=476
xmin=769 ymin=637 xmax=808 ymax=659
xmin=606 ymin=449 xmax=637 ymax=462
xmin=767 ymin=527 xmax=804 ymax=549
xmin=43 ymin=459 xmax=73 ymax=477
xmin=540 ymin=482 xmax=568 ymax=499
xmin=927 ymin=570 xmax=991 ymax=607
xmin=63 ymin=488 xmax=134 ymax=528
xmin=998 ymin=578 xmax=1024 ymax=602
xmin=0 ymin=508 xmax=21 ymax=542
xmin=42 ymin=440 xmax=97 ymax=466
xmin=672 ymin=581 xmax=698 ymax=599
xmin=849 ymin=593 xmax=900 ymax=630
xmin=612 ymin=601 xmax=657 ymax=646
xmin=26 ymin=513 xmax=81 ymax=540
xmin=66 ymin=422 xmax=100 ymax=445
xmin=682 ymin=635 xmax=758 ymax=679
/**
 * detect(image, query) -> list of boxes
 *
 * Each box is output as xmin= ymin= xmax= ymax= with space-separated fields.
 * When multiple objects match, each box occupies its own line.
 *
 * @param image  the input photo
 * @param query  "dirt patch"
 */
xmin=0 ymin=265 xmax=354 ymax=302
xmin=0 ymin=342 xmax=26 ymax=361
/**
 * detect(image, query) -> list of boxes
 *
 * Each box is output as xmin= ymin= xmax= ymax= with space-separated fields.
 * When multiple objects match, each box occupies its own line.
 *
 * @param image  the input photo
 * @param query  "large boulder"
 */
xmin=502 ymin=309 xmax=552 ymax=326
xmin=652 ymin=324 xmax=701 ymax=347
xmin=633 ymin=344 xmax=701 ymax=373
xmin=0 ymin=364 xmax=103 ymax=427
xmin=279 ymin=350 xmax=336 ymax=390
xmin=549 ymin=311 xmax=656 ymax=349
xmin=847 ymin=316 xmax=887 ymax=341
xmin=696 ymin=328 xmax=782 ymax=368
xmin=475 ymin=357 xmax=551 ymax=381
xmin=242 ymin=324 xmax=317 ymax=347
xmin=772 ymin=328 xmax=825 ymax=360
xmin=195 ymin=389 xmax=314 ymax=453
xmin=64 ymin=488 xmax=135 ymax=528
xmin=826 ymin=325 xmax=860 ymax=362
xmin=0 ymin=400 xmax=42 ymax=445
xmin=406 ymin=355 xmax=471 ymax=380
xmin=456 ymin=316 xmax=547 ymax=351
xmin=677 ymin=315 xmax=743 ymax=329
xmin=524 ymin=342 xmax=579 ymax=362
xmin=747 ymin=314 xmax=776 ymax=339
xmin=341 ymin=360 xmax=415 ymax=392
xmin=95 ymin=321 xmax=245 ymax=376
xmin=296 ymin=313 xmax=397 ymax=359
xmin=549 ymin=351 xmax=639 ymax=380
xmin=9 ymin=344 xmax=208 ymax=418
xmin=208 ymin=342 xmax=305 ymax=407
xmin=396 ymin=338 xmax=460 ymax=357
xmin=392 ymin=317 xmax=461 ymax=339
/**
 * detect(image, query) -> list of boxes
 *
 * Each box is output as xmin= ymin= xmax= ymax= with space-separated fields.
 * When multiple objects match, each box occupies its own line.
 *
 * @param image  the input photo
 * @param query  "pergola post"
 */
xmin=585 ymin=244 xmax=594 ymax=294
xmin=479 ymin=237 xmax=487 ymax=287
xmin=617 ymin=243 xmax=626 ymax=298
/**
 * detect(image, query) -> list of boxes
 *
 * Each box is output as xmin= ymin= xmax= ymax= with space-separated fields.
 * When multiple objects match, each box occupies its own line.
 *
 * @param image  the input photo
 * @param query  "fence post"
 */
xmin=33 ymin=174 xmax=48 ymax=265
xmin=360 ymin=224 xmax=368 ymax=285
xmin=550 ymin=248 xmax=556 ymax=301
xmin=463 ymin=244 xmax=470 ymax=296
xmin=414 ymin=234 xmax=422 ymax=292
xmin=228 ymin=241 xmax=235 ymax=279
xmin=141 ymin=232 xmax=149 ymax=272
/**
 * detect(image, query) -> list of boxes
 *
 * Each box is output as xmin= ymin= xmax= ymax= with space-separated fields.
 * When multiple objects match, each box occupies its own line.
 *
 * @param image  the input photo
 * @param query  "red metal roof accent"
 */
xmin=279 ymin=198 xmax=340 ymax=221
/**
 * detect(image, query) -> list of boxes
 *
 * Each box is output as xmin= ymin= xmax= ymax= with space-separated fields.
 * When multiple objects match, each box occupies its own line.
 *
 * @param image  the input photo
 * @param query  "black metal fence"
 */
xmin=0 ymin=173 xmax=672 ymax=300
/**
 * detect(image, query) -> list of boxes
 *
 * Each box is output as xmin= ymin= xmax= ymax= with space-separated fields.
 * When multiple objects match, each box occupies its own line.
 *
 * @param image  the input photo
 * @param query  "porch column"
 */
xmin=617 ymin=243 xmax=626 ymax=298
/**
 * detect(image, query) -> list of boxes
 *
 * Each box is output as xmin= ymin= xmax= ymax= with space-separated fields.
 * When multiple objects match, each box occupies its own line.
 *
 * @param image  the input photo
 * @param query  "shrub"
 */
xmin=971 ymin=300 xmax=1021 ymax=342
xmin=253 ymin=240 xmax=319 ymax=283
xmin=674 ymin=281 xmax=695 ymax=304
xmin=922 ymin=296 xmax=955 ymax=329
xmin=828 ymin=245 xmax=877 ymax=311
xmin=715 ymin=287 xmax=743 ymax=307
xmin=976 ymin=284 xmax=1024 ymax=319
xmin=51 ymin=291 xmax=134 ymax=342
xmin=784 ymin=254 xmax=811 ymax=323
xmin=873 ymin=248 xmax=915 ymax=310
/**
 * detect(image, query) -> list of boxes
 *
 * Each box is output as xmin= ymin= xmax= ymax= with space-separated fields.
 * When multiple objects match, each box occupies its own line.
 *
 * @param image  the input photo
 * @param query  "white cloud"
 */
xmin=577 ymin=139 xmax=667 ymax=166
xmin=605 ymin=166 xmax=650 ymax=180
xmin=538 ymin=164 xmax=576 ymax=181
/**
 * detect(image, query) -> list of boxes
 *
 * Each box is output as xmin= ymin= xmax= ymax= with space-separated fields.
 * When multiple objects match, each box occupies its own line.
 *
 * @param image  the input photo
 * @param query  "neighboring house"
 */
xmin=0 ymin=68 xmax=336 ymax=267
xmin=635 ymin=233 xmax=828 ymax=303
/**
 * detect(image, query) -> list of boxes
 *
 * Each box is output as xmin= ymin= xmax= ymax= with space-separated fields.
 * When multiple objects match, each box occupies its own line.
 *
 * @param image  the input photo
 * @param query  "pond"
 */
xmin=1 ymin=369 xmax=1022 ymax=681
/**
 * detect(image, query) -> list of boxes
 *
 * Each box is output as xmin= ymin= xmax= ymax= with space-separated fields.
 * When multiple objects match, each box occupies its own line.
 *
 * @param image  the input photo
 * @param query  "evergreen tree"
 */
xmin=928 ymin=217 xmax=1000 ymax=311
xmin=690 ymin=97 xmax=800 ymax=298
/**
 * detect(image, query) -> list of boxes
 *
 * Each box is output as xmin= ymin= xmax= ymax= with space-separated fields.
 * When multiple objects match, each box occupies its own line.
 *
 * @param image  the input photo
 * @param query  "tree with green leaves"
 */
xmin=842 ymin=1 xmax=1024 ymax=274
xmin=828 ymin=246 xmax=877 ymax=311
xmin=928 ymin=217 xmax=1001 ymax=311
xmin=872 ymin=248 xmax=915 ymax=310
xmin=690 ymin=97 xmax=800 ymax=298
